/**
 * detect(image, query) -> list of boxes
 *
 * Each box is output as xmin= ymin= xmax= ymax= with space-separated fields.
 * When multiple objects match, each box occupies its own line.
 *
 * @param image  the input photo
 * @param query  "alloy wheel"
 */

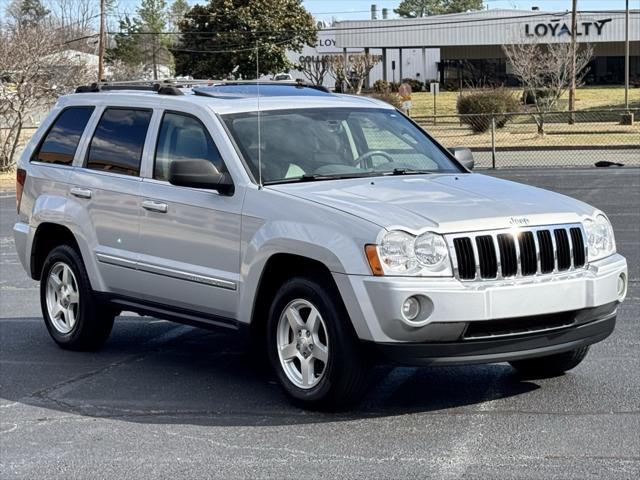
xmin=45 ymin=262 xmax=80 ymax=334
xmin=276 ymin=299 xmax=329 ymax=389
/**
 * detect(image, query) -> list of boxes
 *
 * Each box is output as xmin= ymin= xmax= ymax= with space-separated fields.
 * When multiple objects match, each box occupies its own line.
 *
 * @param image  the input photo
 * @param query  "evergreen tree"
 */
xmin=394 ymin=0 xmax=483 ymax=18
xmin=173 ymin=0 xmax=317 ymax=79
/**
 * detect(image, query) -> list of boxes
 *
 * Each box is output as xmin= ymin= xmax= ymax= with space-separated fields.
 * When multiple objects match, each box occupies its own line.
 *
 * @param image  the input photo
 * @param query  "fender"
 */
xmin=236 ymin=187 xmax=383 ymax=339
xmin=30 ymin=193 xmax=107 ymax=292
xmin=237 ymin=230 xmax=377 ymax=341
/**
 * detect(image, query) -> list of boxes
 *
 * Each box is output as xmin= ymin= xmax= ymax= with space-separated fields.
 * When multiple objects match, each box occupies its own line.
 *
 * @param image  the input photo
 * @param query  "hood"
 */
xmin=268 ymin=173 xmax=595 ymax=233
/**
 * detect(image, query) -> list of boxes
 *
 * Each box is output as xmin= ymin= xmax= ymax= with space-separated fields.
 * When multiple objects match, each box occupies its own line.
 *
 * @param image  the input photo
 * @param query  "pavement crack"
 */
xmin=25 ymin=325 xmax=197 ymax=409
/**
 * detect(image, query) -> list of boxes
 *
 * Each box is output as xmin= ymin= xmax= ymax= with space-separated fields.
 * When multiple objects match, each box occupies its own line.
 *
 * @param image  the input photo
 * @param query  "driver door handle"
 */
xmin=70 ymin=187 xmax=92 ymax=199
xmin=142 ymin=200 xmax=168 ymax=213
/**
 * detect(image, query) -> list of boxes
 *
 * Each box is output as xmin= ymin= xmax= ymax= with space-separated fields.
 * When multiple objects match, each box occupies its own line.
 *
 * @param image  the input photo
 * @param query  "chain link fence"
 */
xmin=414 ymin=109 xmax=640 ymax=169
xmin=4 ymin=108 xmax=639 ymax=171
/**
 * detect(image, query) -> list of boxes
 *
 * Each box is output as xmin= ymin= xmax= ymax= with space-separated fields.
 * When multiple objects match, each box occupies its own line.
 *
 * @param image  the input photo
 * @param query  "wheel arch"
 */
xmin=30 ymin=223 xmax=81 ymax=280
xmin=247 ymin=253 xmax=344 ymax=346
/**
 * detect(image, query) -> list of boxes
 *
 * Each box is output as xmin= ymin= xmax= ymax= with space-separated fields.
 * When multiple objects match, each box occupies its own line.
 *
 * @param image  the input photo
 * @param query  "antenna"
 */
xmin=256 ymin=41 xmax=263 ymax=189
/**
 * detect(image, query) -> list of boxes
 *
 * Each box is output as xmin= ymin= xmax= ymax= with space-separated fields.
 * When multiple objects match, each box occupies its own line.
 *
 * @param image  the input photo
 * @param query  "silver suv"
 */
xmin=13 ymin=81 xmax=628 ymax=409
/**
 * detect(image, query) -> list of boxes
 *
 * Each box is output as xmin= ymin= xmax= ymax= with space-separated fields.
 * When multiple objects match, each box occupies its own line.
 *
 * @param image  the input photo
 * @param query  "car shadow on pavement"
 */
xmin=1 ymin=316 xmax=540 ymax=427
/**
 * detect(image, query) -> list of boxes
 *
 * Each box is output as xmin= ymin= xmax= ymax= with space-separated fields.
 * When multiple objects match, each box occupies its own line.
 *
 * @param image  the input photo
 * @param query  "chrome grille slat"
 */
xmin=532 ymin=231 xmax=542 ymax=275
xmin=513 ymin=231 xmax=522 ymax=277
xmin=566 ymin=227 xmax=574 ymax=270
xmin=550 ymin=227 xmax=559 ymax=272
xmin=492 ymin=235 xmax=503 ymax=280
xmin=447 ymin=223 xmax=588 ymax=282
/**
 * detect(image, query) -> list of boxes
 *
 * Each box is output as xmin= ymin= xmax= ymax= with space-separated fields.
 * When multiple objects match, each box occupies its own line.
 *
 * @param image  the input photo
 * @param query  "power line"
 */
xmin=171 ymin=36 xmax=299 ymax=54
xmin=61 ymin=8 xmax=636 ymax=49
xmin=104 ymin=9 xmax=633 ymax=37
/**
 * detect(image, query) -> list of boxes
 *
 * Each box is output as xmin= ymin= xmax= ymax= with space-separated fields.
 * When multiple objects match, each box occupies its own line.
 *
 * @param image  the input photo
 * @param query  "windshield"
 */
xmin=221 ymin=108 xmax=462 ymax=184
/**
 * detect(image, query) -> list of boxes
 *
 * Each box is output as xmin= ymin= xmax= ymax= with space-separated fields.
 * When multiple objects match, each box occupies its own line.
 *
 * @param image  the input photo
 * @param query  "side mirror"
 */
xmin=449 ymin=147 xmax=474 ymax=171
xmin=168 ymin=159 xmax=234 ymax=195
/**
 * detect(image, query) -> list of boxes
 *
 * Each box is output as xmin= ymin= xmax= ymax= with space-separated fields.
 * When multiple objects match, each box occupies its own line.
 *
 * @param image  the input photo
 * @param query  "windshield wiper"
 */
xmin=387 ymin=168 xmax=434 ymax=176
xmin=263 ymin=169 xmax=435 ymax=185
xmin=264 ymin=171 xmax=381 ymax=185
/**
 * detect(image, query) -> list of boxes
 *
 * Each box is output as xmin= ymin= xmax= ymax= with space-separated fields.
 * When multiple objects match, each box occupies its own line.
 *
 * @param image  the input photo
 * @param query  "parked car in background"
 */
xmin=273 ymin=73 xmax=293 ymax=81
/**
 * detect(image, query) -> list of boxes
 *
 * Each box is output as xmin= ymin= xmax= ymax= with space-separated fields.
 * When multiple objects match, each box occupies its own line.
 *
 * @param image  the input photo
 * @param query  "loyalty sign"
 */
xmin=525 ymin=18 xmax=612 ymax=38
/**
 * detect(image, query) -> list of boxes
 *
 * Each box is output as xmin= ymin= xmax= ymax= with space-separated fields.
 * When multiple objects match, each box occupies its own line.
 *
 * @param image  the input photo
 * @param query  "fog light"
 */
xmin=402 ymin=296 xmax=421 ymax=321
xmin=617 ymin=273 xmax=627 ymax=299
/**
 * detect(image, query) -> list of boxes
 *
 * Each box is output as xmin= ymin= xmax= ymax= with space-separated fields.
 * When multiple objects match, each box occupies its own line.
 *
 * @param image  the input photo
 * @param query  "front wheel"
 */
xmin=40 ymin=245 xmax=115 ymax=351
xmin=509 ymin=347 xmax=590 ymax=379
xmin=267 ymin=276 xmax=370 ymax=410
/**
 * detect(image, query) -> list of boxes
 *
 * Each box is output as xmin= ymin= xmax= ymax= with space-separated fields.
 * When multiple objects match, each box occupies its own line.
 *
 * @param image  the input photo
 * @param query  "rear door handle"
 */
xmin=142 ymin=200 xmax=168 ymax=213
xmin=70 ymin=187 xmax=92 ymax=199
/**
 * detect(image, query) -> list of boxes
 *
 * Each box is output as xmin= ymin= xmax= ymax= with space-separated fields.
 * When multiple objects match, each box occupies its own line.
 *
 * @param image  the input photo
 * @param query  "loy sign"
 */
xmin=524 ymin=18 xmax=612 ymax=38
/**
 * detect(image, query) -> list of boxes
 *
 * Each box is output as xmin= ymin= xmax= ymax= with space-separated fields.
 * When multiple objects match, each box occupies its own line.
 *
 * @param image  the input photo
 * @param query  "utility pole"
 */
xmin=624 ymin=0 xmax=630 ymax=111
xmin=568 ymin=0 xmax=578 ymax=124
xmin=98 ymin=0 xmax=106 ymax=82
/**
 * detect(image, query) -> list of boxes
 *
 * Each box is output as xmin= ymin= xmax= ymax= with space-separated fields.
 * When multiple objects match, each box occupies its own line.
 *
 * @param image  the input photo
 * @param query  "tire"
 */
xmin=40 ymin=245 xmax=115 ymax=351
xmin=509 ymin=346 xmax=590 ymax=379
xmin=266 ymin=276 xmax=370 ymax=410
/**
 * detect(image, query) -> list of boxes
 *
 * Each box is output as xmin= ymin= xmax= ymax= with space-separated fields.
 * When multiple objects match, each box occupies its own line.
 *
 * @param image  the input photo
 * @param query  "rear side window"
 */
xmin=154 ymin=112 xmax=226 ymax=181
xmin=86 ymin=108 xmax=152 ymax=176
xmin=32 ymin=107 xmax=94 ymax=165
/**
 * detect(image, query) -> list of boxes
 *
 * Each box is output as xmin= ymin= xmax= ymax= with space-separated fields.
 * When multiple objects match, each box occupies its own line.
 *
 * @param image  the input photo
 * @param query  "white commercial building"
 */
xmin=288 ymin=9 xmax=639 ymax=89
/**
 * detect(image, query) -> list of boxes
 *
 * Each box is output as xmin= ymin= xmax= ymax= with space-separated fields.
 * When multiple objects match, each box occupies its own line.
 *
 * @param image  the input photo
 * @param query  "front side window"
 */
xmin=86 ymin=108 xmax=152 ymax=176
xmin=154 ymin=112 xmax=226 ymax=181
xmin=32 ymin=107 xmax=94 ymax=165
xmin=222 ymin=108 xmax=462 ymax=184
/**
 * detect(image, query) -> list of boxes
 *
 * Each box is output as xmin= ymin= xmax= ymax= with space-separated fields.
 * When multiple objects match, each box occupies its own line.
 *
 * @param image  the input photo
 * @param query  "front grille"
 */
xmin=448 ymin=224 xmax=588 ymax=281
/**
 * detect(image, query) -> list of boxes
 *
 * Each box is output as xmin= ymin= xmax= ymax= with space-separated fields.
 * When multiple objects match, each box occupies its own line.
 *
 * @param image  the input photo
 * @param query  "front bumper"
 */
xmin=367 ymin=303 xmax=616 ymax=366
xmin=333 ymin=253 xmax=627 ymax=345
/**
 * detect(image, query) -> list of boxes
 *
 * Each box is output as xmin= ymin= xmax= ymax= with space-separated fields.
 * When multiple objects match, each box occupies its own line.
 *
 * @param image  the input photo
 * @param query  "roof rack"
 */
xmin=75 ymin=78 xmax=330 ymax=96
xmin=75 ymin=79 xmax=208 ymax=95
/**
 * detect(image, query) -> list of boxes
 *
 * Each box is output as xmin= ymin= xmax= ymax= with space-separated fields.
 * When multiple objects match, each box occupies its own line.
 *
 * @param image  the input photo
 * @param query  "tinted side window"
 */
xmin=32 ymin=107 xmax=94 ymax=165
xmin=154 ymin=112 xmax=226 ymax=181
xmin=86 ymin=108 xmax=152 ymax=176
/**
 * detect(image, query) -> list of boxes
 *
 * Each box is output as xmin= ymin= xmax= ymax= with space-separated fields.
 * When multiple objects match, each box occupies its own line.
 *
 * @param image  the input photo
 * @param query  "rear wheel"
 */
xmin=40 ymin=245 xmax=115 ymax=351
xmin=267 ymin=276 xmax=370 ymax=410
xmin=509 ymin=347 xmax=590 ymax=379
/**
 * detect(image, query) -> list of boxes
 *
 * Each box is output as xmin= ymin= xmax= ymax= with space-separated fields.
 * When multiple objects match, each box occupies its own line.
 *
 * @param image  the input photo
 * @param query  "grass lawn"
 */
xmin=409 ymin=86 xmax=640 ymax=118
xmin=421 ymin=121 xmax=640 ymax=149
xmin=0 ymin=170 xmax=15 ymax=191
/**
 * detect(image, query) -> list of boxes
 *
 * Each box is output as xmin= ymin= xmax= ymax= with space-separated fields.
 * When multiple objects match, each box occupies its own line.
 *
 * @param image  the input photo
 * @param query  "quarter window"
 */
xmin=86 ymin=108 xmax=152 ymax=176
xmin=32 ymin=107 xmax=94 ymax=165
xmin=154 ymin=112 xmax=226 ymax=181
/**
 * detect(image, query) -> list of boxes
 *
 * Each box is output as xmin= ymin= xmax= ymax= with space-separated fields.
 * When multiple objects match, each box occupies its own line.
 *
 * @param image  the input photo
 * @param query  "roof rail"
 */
xmin=75 ymin=78 xmax=330 ymax=95
xmin=75 ymin=80 xmax=193 ymax=95
xmin=207 ymin=79 xmax=330 ymax=92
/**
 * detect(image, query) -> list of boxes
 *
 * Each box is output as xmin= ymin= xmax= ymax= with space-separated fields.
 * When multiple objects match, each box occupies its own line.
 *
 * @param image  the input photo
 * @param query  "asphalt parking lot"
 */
xmin=1 ymin=168 xmax=638 ymax=479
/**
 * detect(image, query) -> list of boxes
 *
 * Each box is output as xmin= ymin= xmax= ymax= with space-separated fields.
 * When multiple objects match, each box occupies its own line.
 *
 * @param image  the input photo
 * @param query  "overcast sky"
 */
xmin=302 ymin=0 xmax=633 ymax=22
xmin=0 ymin=0 xmax=632 ymax=23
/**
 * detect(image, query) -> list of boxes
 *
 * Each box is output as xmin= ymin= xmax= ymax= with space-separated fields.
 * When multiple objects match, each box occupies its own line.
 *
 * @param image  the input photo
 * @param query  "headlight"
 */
xmin=379 ymin=230 xmax=418 ymax=273
xmin=369 ymin=230 xmax=452 ymax=276
xmin=414 ymin=232 xmax=448 ymax=267
xmin=584 ymin=214 xmax=616 ymax=262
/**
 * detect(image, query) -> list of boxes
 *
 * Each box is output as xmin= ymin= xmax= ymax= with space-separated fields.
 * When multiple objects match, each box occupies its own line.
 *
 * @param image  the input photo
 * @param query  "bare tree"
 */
xmin=48 ymin=0 xmax=98 ymax=50
xmin=503 ymin=42 xmax=593 ymax=135
xmin=296 ymin=56 xmax=330 ymax=86
xmin=328 ymin=53 xmax=382 ymax=95
xmin=0 ymin=22 xmax=92 ymax=170
xmin=106 ymin=58 xmax=151 ymax=81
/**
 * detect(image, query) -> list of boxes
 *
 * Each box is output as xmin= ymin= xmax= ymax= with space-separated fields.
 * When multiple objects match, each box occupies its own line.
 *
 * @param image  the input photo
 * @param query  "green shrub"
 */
xmin=387 ymin=82 xmax=400 ymax=92
xmin=522 ymin=88 xmax=554 ymax=105
xmin=456 ymin=89 xmax=521 ymax=133
xmin=373 ymin=79 xmax=390 ymax=93
xmin=368 ymin=92 xmax=402 ymax=110
xmin=443 ymin=81 xmax=459 ymax=92
xmin=401 ymin=78 xmax=424 ymax=92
